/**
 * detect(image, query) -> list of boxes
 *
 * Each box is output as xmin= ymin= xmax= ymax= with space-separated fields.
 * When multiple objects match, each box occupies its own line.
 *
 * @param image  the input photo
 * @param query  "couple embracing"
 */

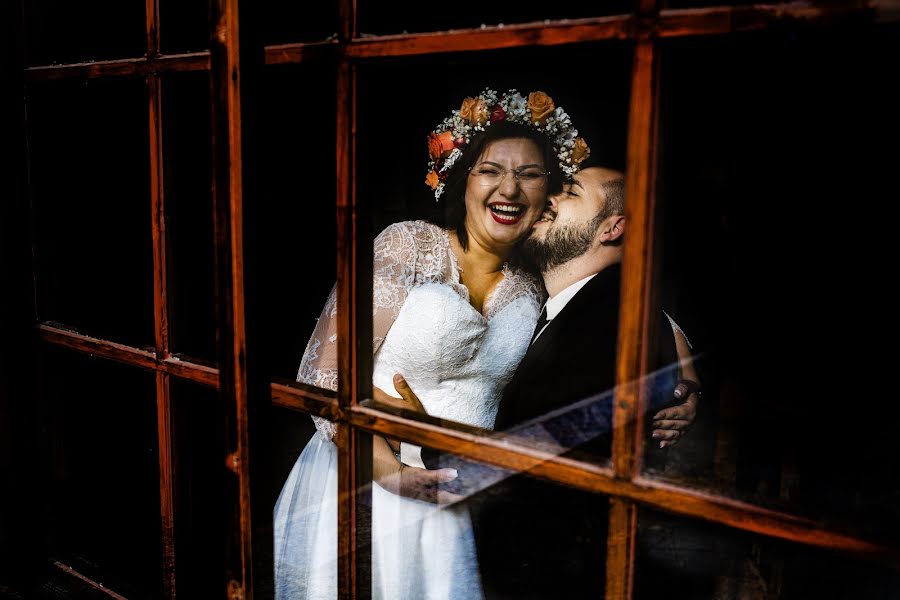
xmin=274 ymin=88 xmax=699 ymax=599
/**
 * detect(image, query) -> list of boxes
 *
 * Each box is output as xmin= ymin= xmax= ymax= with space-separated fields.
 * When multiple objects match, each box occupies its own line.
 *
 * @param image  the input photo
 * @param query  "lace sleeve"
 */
xmin=297 ymin=285 xmax=339 ymax=440
xmin=299 ymin=222 xmax=420 ymax=441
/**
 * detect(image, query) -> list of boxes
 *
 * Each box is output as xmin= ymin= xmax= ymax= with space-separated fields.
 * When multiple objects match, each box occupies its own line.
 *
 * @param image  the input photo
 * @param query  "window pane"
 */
xmin=635 ymin=508 xmax=900 ymax=600
xmin=29 ymin=78 xmax=154 ymax=350
xmin=358 ymin=1 xmax=632 ymax=36
xmin=160 ymin=0 xmax=208 ymax=54
xmin=256 ymin=1 xmax=337 ymax=46
xmin=646 ymin=24 xmax=900 ymax=542
xmin=171 ymin=378 xmax=226 ymax=597
xmin=272 ymin=407 xmax=337 ymax=598
xmin=38 ymin=346 xmax=160 ymax=596
xmin=375 ymin=437 xmax=608 ymax=598
xmin=357 ymin=44 xmax=641 ymax=468
xmin=253 ymin=64 xmax=337 ymax=383
xmin=163 ymin=72 xmax=216 ymax=363
xmin=24 ymin=0 xmax=144 ymax=66
xmin=274 ymin=426 xmax=611 ymax=599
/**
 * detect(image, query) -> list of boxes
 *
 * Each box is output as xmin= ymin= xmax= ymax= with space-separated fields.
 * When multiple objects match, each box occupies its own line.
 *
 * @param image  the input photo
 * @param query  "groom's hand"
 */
xmin=652 ymin=380 xmax=699 ymax=449
xmin=372 ymin=374 xmax=427 ymax=414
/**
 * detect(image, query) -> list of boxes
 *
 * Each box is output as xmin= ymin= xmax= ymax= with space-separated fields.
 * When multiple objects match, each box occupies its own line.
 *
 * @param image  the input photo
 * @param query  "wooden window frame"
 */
xmin=20 ymin=0 xmax=900 ymax=598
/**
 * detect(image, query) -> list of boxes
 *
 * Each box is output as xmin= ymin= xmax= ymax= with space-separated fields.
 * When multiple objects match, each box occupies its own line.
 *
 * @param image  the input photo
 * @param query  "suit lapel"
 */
xmin=503 ymin=265 xmax=622 ymax=400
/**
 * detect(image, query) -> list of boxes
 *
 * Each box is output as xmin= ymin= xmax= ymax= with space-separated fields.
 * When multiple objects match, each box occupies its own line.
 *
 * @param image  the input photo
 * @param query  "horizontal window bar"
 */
xmin=346 ymin=404 xmax=900 ymax=566
xmin=266 ymin=15 xmax=630 ymax=64
xmin=271 ymin=379 xmax=339 ymax=418
xmin=25 ymin=52 xmax=210 ymax=81
xmin=264 ymin=39 xmax=339 ymax=66
xmin=264 ymin=3 xmax=888 ymax=65
xmin=656 ymin=2 xmax=882 ymax=38
xmin=37 ymin=323 xmax=216 ymax=386
xmin=37 ymin=323 xmax=900 ymax=564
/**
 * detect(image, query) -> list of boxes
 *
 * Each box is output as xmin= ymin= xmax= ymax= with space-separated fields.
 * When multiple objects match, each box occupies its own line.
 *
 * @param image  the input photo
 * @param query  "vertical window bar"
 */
xmin=340 ymin=0 xmax=357 ymax=41
xmin=146 ymin=0 xmax=160 ymax=58
xmin=209 ymin=0 xmax=255 ymax=597
xmin=336 ymin=50 xmax=373 ymax=599
xmin=146 ymin=0 xmax=175 ymax=592
xmin=607 ymin=37 xmax=662 ymax=600
xmin=613 ymin=39 xmax=662 ymax=480
xmin=336 ymin=0 xmax=371 ymax=593
xmin=155 ymin=371 xmax=176 ymax=598
xmin=637 ymin=0 xmax=658 ymax=17
xmin=148 ymin=71 xmax=176 ymax=598
xmin=147 ymin=19 xmax=168 ymax=362
xmin=335 ymin=55 xmax=355 ymax=598
xmin=606 ymin=498 xmax=638 ymax=599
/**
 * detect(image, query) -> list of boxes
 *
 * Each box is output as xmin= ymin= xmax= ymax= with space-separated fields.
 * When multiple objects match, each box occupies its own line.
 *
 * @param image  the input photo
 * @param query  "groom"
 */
xmin=383 ymin=162 xmax=699 ymax=598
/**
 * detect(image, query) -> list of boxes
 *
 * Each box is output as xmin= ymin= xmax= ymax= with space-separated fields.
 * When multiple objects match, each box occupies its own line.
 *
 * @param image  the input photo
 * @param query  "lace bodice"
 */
xmin=297 ymin=220 xmax=545 ymax=439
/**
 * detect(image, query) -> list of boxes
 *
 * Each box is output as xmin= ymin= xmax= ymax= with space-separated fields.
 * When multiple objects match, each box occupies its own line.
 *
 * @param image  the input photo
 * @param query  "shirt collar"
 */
xmin=544 ymin=273 xmax=598 ymax=320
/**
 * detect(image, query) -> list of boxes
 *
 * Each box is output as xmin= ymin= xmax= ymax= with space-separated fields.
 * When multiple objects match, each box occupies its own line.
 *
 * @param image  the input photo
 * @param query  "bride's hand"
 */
xmin=372 ymin=436 xmax=462 ymax=504
xmin=373 ymin=374 xmax=427 ymax=414
xmin=399 ymin=465 xmax=463 ymax=505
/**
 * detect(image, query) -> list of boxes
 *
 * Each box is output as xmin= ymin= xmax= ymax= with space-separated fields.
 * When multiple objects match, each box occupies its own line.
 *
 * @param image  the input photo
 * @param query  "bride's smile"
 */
xmin=463 ymin=137 xmax=547 ymax=251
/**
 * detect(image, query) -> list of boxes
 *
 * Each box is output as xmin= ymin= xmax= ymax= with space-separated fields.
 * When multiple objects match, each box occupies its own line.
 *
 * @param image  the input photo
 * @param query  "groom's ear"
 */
xmin=599 ymin=216 xmax=626 ymax=243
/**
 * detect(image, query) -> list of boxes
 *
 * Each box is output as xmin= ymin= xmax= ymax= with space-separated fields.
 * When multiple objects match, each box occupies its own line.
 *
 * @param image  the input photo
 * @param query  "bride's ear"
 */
xmin=599 ymin=216 xmax=626 ymax=243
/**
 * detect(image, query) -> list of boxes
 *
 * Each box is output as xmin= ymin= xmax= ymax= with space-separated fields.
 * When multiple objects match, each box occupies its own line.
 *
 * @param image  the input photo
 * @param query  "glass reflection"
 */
xmin=163 ymin=72 xmax=216 ymax=363
xmin=29 ymin=78 xmax=153 ymax=348
xmin=38 ymin=346 xmax=160 ymax=596
xmin=256 ymin=64 xmax=336 ymax=381
xmin=635 ymin=509 xmax=900 ymax=600
xmin=277 ymin=429 xmax=609 ymax=599
xmin=171 ymin=380 xmax=226 ymax=598
xmin=645 ymin=26 xmax=900 ymax=543
xmin=370 ymin=442 xmax=609 ymax=599
xmin=273 ymin=408 xmax=337 ymax=598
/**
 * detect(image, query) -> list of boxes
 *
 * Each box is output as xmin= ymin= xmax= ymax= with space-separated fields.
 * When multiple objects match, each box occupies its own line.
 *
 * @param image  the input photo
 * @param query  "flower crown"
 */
xmin=425 ymin=88 xmax=590 ymax=200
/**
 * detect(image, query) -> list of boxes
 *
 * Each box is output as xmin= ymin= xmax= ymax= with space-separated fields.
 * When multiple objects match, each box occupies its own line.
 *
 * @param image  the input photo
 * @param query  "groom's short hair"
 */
xmin=577 ymin=157 xmax=626 ymax=222
xmin=597 ymin=175 xmax=625 ymax=221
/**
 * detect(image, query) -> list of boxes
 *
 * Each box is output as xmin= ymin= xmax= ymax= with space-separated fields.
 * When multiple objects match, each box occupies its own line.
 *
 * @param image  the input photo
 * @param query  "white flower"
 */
xmin=506 ymin=92 xmax=527 ymax=115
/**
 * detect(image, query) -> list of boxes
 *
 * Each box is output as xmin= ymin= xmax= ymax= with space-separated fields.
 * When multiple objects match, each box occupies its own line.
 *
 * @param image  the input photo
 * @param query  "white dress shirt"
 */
xmin=532 ymin=273 xmax=598 ymax=342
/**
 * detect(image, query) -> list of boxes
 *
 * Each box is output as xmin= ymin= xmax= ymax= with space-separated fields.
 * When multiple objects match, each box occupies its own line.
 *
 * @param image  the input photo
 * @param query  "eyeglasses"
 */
xmin=467 ymin=164 xmax=549 ymax=189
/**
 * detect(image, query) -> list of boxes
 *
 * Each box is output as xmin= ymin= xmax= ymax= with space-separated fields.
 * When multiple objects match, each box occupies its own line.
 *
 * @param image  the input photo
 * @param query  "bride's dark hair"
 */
xmin=436 ymin=120 xmax=564 ymax=251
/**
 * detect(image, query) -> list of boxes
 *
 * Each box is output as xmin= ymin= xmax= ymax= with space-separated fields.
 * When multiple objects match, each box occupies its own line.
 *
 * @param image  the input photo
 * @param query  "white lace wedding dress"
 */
xmin=273 ymin=221 xmax=543 ymax=599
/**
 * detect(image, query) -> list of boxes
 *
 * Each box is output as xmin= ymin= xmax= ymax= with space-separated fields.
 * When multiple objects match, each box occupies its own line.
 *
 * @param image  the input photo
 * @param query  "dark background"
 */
xmin=3 ymin=1 xmax=899 ymax=597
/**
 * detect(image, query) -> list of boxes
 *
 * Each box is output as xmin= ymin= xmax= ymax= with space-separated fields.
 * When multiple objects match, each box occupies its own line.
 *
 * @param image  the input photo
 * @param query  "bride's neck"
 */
xmin=451 ymin=231 xmax=508 ymax=275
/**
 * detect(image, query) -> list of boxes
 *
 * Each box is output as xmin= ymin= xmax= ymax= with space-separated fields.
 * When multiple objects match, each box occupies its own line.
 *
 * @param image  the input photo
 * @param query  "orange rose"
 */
xmin=571 ymin=137 xmax=590 ymax=164
xmin=527 ymin=91 xmax=555 ymax=125
xmin=460 ymin=97 xmax=489 ymax=126
xmin=428 ymin=131 xmax=456 ymax=161
xmin=425 ymin=170 xmax=440 ymax=190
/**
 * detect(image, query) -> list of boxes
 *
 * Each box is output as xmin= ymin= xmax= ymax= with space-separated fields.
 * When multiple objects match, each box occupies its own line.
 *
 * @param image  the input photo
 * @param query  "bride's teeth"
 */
xmin=490 ymin=204 xmax=523 ymax=214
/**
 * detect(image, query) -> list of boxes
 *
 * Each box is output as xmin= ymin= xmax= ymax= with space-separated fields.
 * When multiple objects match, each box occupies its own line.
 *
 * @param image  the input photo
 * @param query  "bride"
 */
xmin=273 ymin=89 xmax=590 ymax=599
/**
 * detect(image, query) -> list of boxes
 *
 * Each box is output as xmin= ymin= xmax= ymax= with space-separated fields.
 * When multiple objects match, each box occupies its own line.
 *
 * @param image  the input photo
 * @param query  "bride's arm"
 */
xmin=372 ymin=434 xmax=461 ymax=504
xmin=298 ymin=223 xmax=420 ymax=441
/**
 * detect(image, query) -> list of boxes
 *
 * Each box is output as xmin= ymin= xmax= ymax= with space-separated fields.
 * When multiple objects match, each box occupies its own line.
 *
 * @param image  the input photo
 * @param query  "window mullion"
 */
xmin=209 ymin=0 xmax=254 ymax=596
xmin=606 ymin=36 xmax=661 ymax=600
xmin=336 ymin=42 xmax=373 ymax=594
xmin=148 ymin=61 xmax=176 ymax=596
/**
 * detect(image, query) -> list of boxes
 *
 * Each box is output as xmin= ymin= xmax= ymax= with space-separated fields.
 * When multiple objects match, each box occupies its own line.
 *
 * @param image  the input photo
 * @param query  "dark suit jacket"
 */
xmin=457 ymin=264 xmax=678 ymax=599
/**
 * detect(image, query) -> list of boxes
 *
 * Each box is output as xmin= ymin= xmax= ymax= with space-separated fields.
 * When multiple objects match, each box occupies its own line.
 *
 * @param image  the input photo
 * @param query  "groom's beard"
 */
xmin=523 ymin=212 xmax=604 ymax=273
